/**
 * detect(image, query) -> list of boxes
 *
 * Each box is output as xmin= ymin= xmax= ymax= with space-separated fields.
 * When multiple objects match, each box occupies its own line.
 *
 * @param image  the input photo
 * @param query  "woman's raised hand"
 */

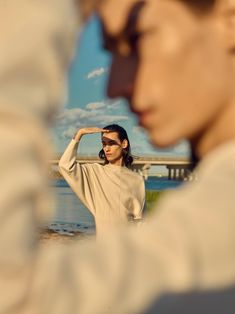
xmin=73 ymin=127 xmax=109 ymax=142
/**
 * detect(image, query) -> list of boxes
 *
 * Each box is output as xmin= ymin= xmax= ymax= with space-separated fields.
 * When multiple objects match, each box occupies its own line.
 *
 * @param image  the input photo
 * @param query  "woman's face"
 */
xmin=102 ymin=131 xmax=126 ymax=164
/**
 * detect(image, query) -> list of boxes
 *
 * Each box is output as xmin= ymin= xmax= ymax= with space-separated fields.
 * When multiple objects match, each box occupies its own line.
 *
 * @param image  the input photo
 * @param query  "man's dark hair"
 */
xmin=99 ymin=124 xmax=133 ymax=168
xmin=179 ymin=0 xmax=216 ymax=14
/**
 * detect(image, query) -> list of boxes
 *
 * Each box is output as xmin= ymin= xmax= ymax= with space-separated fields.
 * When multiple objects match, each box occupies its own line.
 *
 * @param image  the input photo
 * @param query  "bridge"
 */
xmin=49 ymin=157 xmax=194 ymax=181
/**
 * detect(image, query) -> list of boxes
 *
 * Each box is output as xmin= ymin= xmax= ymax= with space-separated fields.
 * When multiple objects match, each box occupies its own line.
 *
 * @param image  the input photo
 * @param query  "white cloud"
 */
xmin=94 ymin=115 xmax=129 ymax=124
xmin=85 ymin=100 xmax=122 ymax=111
xmin=86 ymin=102 xmax=106 ymax=110
xmin=106 ymin=100 xmax=122 ymax=110
xmin=57 ymin=108 xmax=97 ymax=126
xmin=62 ymin=126 xmax=77 ymax=139
xmin=56 ymin=106 xmax=129 ymax=140
xmin=87 ymin=67 xmax=107 ymax=79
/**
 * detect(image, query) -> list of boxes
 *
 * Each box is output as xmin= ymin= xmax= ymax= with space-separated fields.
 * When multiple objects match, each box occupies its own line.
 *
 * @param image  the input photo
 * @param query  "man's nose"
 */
xmin=107 ymin=53 xmax=138 ymax=99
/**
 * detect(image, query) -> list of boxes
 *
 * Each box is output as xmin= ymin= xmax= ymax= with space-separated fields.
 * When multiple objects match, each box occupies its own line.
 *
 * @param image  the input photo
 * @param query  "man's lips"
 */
xmin=137 ymin=110 xmax=155 ymax=128
xmin=129 ymin=101 xmax=155 ymax=127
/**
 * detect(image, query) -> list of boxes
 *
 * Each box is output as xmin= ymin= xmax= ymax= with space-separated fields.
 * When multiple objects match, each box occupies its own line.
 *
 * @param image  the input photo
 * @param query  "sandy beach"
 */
xmin=38 ymin=228 xmax=93 ymax=245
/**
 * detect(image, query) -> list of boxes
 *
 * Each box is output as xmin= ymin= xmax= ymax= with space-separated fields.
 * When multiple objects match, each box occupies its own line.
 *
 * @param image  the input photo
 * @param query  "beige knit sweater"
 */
xmin=59 ymin=139 xmax=145 ymax=235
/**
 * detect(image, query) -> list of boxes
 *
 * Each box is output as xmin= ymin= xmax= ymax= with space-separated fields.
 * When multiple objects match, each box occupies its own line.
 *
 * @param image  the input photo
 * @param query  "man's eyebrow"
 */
xmin=101 ymin=1 xmax=146 ymax=48
xmin=125 ymin=1 xmax=146 ymax=38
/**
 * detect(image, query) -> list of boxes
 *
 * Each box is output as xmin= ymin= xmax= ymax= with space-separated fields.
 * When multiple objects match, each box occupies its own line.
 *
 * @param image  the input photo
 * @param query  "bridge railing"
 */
xmin=49 ymin=157 xmax=194 ymax=181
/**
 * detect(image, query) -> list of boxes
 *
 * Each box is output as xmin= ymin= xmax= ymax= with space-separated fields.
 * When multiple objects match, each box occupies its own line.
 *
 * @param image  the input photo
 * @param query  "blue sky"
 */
xmin=53 ymin=16 xmax=190 ymax=158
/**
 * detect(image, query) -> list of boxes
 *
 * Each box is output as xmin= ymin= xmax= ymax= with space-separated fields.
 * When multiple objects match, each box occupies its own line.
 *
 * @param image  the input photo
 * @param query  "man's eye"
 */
xmin=102 ymin=34 xmax=118 ymax=53
xmin=129 ymin=32 xmax=142 ymax=47
xmin=102 ymin=40 xmax=113 ymax=52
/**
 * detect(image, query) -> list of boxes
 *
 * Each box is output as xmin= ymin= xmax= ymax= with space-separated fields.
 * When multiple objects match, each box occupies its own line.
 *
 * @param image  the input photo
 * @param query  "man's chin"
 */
xmin=148 ymin=131 xmax=180 ymax=149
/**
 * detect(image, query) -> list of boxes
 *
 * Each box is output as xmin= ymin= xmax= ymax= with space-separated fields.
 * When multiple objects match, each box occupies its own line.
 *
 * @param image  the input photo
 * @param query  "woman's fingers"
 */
xmin=74 ymin=127 xmax=111 ymax=137
xmin=73 ymin=127 xmax=110 ymax=142
xmin=85 ymin=127 xmax=110 ymax=133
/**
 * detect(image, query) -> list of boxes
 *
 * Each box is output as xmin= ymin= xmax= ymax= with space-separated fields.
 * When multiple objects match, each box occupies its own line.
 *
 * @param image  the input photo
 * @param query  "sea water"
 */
xmin=47 ymin=178 xmax=182 ymax=235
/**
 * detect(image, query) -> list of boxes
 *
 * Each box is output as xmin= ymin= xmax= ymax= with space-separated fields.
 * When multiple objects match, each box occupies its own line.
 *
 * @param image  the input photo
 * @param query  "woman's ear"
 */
xmin=122 ymin=139 xmax=128 ymax=149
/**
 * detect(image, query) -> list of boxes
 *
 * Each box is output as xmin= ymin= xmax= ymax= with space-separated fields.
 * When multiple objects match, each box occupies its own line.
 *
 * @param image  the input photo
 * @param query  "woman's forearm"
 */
xmin=73 ymin=129 xmax=85 ymax=142
xmin=58 ymin=139 xmax=79 ymax=173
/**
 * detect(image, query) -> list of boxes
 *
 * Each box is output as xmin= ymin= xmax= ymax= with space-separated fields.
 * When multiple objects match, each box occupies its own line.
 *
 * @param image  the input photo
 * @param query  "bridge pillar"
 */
xmin=167 ymin=164 xmax=192 ymax=181
xmin=131 ymin=164 xmax=150 ymax=180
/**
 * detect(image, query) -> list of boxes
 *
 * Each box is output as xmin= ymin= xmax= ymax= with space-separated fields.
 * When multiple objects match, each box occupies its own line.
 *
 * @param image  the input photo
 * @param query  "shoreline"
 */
xmin=39 ymin=227 xmax=93 ymax=244
xmin=48 ymin=170 xmax=170 ymax=180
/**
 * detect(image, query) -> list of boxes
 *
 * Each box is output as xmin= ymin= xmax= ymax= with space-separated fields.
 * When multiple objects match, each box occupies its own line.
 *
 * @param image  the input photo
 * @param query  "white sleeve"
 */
xmin=134 ymin=177 xmax=146 ymax=221
xmin=58 ymin=139 xmax=96 ymax=214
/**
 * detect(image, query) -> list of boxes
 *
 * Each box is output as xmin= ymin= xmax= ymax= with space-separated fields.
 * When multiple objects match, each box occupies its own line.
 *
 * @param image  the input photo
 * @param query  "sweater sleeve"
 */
xmin=58 ymin=139 xmax=96 ymax=215
xmin=133 ymin=177 xmax=146 ymax=222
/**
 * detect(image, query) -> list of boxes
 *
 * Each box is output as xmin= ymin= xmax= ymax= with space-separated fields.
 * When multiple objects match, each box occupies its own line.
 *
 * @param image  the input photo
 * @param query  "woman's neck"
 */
xmin=108 ymin=157 xmax=124 ymax=166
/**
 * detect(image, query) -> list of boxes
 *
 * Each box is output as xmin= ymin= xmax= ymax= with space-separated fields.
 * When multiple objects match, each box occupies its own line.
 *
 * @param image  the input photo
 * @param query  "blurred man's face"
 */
xmin=99 ymin=0 xmax=232 ymax=148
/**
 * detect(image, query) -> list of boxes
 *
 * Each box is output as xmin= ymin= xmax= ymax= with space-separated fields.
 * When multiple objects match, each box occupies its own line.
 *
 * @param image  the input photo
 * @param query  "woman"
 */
xmin=59 ymin=124 xmax=145 ymax=236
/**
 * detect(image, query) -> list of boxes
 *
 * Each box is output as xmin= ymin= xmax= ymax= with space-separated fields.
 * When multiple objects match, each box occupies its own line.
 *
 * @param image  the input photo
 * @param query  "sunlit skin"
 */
xmin=98 ymin=0 xmax=235 ymax=159
xmin=74 ymin=127 xmax=128 ymax=166
xmin=102 ymin=132 xmax=128 ymax=165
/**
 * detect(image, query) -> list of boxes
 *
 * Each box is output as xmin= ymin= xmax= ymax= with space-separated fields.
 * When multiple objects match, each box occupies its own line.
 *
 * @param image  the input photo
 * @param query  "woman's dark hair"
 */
xmin=98 ymin=124 xmax=133 ymax=168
